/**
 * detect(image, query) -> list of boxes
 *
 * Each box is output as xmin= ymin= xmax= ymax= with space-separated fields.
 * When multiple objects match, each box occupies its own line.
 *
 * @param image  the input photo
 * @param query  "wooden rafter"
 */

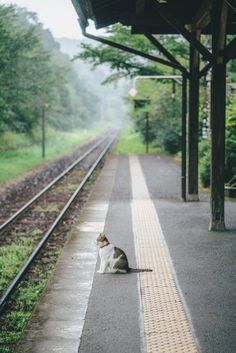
xmin=145 ymin=34 xmax=189 ymax=76
xmin=199 ymin=62 xmax=212 ymax=77
xmin=191 ymin=0 xmax=213 ymax=31
xmin=82 ymin=29 xmax=185 ymax=71
xmin=225 ymin=36 xmax=236 ymax=61
xmin=152 ymin=1 xmax=213 ymax=61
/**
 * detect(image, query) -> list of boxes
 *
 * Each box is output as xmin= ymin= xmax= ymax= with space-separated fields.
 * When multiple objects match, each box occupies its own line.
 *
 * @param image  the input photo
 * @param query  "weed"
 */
xmin=5 ymin=312 xmax=30 ymax=331
xmin=0 ymin=239 xmax=33 ymax=290
xmin=34 ymin=203 xmax=59 ymax=213
xmin=30 ymin=228 xmax=43 ymax=237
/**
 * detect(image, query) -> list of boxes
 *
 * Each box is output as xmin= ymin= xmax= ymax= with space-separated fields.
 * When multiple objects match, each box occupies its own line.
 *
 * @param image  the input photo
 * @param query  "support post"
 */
xmin=209 ymin=0 xmax=228 ymax=231
xmin=188 ymin=31 xmax=200 ymax=200
xmin=181 ymin=74 xmax=187 ymax=201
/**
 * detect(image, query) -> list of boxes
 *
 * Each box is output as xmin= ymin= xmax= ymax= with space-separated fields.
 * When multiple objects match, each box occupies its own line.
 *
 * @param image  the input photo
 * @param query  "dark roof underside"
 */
xmin=72 ymin=0 xmax=236 ymax=34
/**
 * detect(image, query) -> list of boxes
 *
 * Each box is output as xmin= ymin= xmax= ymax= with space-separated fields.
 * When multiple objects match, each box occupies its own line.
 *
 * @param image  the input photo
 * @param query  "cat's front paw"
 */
xmin=97 ymin=270 xmax=104 ymax=273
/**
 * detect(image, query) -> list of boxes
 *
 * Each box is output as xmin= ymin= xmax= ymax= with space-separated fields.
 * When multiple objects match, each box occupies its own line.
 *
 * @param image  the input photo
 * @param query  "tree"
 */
xmin=0 ymin=6 xmax=57 ymax=133
xmin=76 ymin=24 xmax=189 ymax=83
xmin=0 ymin=5 xmax=100 ymax=135
xmin=131 ymin=81 xmax=181 ymax=153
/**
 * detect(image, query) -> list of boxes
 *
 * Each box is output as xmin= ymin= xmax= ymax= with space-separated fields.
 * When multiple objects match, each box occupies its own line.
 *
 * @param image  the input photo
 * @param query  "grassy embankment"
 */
xmin=0 ymin=128 xmax=102 ymax=184
xmin=116 ymin=128 xmax=161 ymax=154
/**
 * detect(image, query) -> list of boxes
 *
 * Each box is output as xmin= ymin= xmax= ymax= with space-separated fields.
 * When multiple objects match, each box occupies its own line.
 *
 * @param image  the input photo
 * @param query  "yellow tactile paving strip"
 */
xmin=130 ymin=155 xmax=199 ymax=353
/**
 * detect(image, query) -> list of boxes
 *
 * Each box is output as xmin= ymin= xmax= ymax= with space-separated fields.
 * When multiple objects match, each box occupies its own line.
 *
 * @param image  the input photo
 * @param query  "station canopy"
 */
xmin=72 ymin=0 xmax=236 ymax=34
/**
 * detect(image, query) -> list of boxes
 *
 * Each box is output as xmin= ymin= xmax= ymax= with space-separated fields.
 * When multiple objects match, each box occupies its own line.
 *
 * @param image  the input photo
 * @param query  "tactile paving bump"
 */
xmin=130 ymin=155 xmax=198 ymax=353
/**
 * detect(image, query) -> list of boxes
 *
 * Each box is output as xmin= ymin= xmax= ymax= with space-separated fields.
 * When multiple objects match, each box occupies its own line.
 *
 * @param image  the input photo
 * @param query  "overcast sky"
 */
xmin=0 ymin=0 xmax=84 ymax=38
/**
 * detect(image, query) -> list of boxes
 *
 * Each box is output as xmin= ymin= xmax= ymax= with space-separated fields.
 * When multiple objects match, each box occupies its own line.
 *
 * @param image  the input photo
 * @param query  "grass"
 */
xmin=0 ymin=279 xmax=47 ymax=353
xmin=0 ymin=128 xmax=102 ymax=184
xmin=0 ymin=219 xmax=62 ymax=352
xmin=0 ymin=239 xmax=34 ymax=291
xmin=0 ymin=228 xmax=44 ymax=292
xmin=34 ymin=203 xmax=60 ymax=213
xmin=0 ymin=131 xmax=31 ymax=151
xmin=115 ymin=129 xmax=161 ymax=154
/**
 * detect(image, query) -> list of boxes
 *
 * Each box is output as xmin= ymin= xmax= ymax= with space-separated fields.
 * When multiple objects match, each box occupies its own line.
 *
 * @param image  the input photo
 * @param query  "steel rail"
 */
xmin=0 ymin=133 xmax=117 ymax=313
xmin=0 ymin=134 xmax=108 ymax=234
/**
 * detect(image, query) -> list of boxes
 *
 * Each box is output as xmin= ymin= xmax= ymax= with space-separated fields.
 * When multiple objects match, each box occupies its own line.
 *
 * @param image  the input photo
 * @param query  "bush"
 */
xmin=199 ymin=103 xmax=236 ymax=187
xmin=225 ymin=104 xmax=236 ymax=182
xmin=132 ymin=87 xmax=182 ymax=154
xmin=199 ymin=139 xmax=211 ymax=187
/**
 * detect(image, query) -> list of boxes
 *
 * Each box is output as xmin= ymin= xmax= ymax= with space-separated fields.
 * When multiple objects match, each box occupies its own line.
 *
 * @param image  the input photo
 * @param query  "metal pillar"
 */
xmin=209 ymin=0 xmax=228 ymax=230
xmin=188 ymin=31 xmax=200 ymax=201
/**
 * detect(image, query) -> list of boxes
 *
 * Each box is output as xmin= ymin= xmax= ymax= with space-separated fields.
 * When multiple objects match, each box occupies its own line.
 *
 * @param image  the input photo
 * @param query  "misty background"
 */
xmin=0 ymin=3 xmax=130 ymax=138
xmin=58 ymin=37 xmax=130 ymax=129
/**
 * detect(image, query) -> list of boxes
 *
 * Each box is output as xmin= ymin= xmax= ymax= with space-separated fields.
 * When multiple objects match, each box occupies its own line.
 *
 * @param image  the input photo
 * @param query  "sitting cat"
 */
xmin=96 ymin=233 xmax=152 ymax=274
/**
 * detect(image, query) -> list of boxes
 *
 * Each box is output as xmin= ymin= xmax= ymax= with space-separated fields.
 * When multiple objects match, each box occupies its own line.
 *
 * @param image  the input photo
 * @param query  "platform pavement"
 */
xmin=17 ymin=153 xmax=236 ymax=353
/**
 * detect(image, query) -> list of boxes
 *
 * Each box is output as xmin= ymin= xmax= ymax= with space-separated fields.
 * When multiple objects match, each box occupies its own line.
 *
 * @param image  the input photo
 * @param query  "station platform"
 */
xmin=18 ymin=153 xmax=236 ymax=353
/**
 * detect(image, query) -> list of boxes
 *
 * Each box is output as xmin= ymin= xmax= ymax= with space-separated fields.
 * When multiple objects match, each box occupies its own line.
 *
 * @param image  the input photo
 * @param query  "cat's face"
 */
xmin=96 ymin=233 xmax=109 ymax=248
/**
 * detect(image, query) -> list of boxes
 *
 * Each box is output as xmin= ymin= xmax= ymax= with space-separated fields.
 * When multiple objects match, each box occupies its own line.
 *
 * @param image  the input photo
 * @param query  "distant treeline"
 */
xmin=0 ymin=5 xmax=98 ymax=134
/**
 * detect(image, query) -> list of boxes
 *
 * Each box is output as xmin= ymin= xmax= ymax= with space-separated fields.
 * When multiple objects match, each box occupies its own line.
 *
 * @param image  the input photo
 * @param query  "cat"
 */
xmin=96 ymin=233 xmax=152 ymax=274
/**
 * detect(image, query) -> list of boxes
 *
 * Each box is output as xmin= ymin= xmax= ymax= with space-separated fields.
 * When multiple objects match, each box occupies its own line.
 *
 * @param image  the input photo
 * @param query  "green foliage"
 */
xmin=151 ymin=89 xmax=181 ymax=153
xmin=199 ymin=101 xmax=236 ymax=188
xmin=225 ymin=100 xmax=236 ymax=182
xmin=0 ymin=331 xmax=22 ymax=345
xmin=5 ymin=312 xmax=31 ymax=331
xmin=0 ymin=128 xmax=100 ymax=184
xmin=116 ymin=128 xmax=161 ymax=154
xmin=0 ymin=238 xmax=33 ymax=290
xmin=0 ymin=5 xmax=99 ymax=136
xmin=199 ymin=139 xmax=211 ymax=187
xmin=0 ymin=6 xmax=54 ymax=133
xmin=17 ymin=280 xmax=46 ymax=311
xmin=77 ymin=24 xmax=188 ymax=83
xmin=130 ymin=83 xmax=181 ymax=154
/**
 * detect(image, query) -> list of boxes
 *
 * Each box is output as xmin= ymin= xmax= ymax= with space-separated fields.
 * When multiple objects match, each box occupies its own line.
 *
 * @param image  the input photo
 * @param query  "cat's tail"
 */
xmin=128 ymin=268 xmax=153 ymax=273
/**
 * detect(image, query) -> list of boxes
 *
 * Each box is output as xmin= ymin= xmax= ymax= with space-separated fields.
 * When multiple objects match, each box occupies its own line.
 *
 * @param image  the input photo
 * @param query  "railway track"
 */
xmin=0 ymin=132 xmax=117 ymax=313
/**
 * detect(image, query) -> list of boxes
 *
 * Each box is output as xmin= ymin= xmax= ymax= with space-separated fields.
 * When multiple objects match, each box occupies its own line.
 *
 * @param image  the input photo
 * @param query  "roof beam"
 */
xmin=152 ymin=1 xmax=213 ymax=62
xmin=199 ymin=8 xmax=236 ymax=76
xmin=145 ymin=34 xmax=189 ymax=76
xmin=225 ymin=0 xmax=236 ymax=14
xmin=82 ymin=28 xmax=187 ymax=73
xmin=191 ymin=0 xmax=212 ymax=31
xmin=199 ymin=62 xmax=212 ymax=77
xmin=225 ymin=36 xmax=236 ymax=61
